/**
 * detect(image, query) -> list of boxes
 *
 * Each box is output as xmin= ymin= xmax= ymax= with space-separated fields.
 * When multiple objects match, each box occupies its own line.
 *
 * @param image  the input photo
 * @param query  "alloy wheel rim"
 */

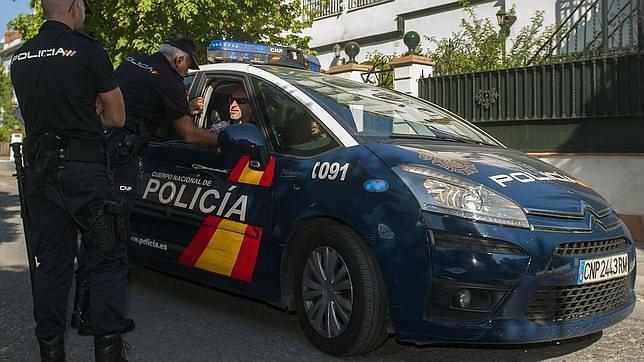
xmin=302 ymin=246 xmax=354 ymax=338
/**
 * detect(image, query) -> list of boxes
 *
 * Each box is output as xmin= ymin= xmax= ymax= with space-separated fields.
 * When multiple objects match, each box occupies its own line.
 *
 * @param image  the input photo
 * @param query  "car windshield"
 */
xmin=261 ymin=66 xmax=501 ymax=146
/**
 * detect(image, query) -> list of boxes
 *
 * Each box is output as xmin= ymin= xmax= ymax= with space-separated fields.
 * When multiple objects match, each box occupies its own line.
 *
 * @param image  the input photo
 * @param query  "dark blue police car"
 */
xmin=128 ymin=41 xmax=637 ymax=356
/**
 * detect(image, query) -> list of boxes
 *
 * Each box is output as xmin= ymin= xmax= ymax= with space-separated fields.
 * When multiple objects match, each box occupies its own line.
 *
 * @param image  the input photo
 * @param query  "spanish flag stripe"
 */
xmin=216 ymin=218 xmax=249 ymax=234
xmin=179 ymin=217 xmax=264 ymax=282
xmin=227 ymin=156 xmax=276 ymax=187
xmin=228 ymin=156 xmax=250 ymax=182
xmin=258 ymin=157 xmax=276 ymax=187
xmin=238 ymin=164 xmax=264 ymax=184
xmin=230 ymin=226 xmax=263 ymax=282
xmin=194 ymin=220 xmax=246 ymax=276
xmin=178 ymin=216 xmax=221 ymax=266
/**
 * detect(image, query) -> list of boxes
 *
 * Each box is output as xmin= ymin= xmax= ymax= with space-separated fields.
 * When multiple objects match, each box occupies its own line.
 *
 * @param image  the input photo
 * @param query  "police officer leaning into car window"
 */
xmin=10 ymin=0 xmax=131 ymax=361
xmin=69 ymin=34 xmax=219 ymax=340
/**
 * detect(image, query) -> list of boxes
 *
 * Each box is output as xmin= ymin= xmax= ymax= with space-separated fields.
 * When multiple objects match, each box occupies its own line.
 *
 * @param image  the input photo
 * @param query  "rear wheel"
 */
xmin=293 ymin=223 xmax=388 ymax=356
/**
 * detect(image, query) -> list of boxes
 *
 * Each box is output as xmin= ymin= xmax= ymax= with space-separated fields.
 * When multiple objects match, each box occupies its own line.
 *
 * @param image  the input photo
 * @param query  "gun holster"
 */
xmin=23 ymin=133 xmax=63 ymax=186
xmin=116 ymin=134 xmax=138 ymax=160
xmin=105 ymin=193 xmax=129 ymax=243
xmin=107 ymin=128 xmax=141 ymax=164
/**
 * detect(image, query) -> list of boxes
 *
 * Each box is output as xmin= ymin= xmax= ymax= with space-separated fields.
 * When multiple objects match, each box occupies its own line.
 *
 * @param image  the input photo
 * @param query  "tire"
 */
xmin=293 ymin=223 xmax=388 ymax=356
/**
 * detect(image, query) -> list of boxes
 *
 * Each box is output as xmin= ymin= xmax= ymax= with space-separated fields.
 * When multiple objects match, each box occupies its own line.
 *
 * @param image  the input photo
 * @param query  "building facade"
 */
xmin=1 ymin=31 xmax=23 ymax=75
xmin=302 ymin=0 xmax=638 ymax=69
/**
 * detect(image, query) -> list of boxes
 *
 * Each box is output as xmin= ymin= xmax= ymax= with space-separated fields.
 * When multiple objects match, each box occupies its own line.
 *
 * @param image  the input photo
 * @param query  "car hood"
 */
xmin=367 ymin=141 xmax=613 ymax=216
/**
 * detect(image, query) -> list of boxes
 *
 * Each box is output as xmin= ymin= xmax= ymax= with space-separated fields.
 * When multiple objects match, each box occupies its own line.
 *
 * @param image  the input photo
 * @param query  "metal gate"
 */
xmin=418 ymin=0 xmax=644 ymax=153
xmin=419 ymin=53 xmax=643 ymax=152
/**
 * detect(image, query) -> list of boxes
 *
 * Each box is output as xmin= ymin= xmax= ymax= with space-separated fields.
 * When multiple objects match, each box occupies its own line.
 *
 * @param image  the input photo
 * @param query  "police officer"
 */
xmin=10 ymin=0 xmax=130 ymax=361
xmin=70 ymin=34 xmax=218 ymax=335
xmin=118 ymin=34 xmax=217 ymax=144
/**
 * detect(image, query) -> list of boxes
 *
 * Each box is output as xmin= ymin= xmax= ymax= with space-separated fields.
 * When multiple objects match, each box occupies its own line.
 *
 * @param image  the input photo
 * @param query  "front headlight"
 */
xmin=393 ymin=164 xmax=530 ymax=229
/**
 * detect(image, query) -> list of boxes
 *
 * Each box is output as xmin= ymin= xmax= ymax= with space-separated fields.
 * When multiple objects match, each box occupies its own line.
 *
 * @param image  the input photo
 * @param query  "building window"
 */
xmin=348 ymin=0 xmax=390 ymax=10
xmin=303 ymin=0 xmax=342 ymax=19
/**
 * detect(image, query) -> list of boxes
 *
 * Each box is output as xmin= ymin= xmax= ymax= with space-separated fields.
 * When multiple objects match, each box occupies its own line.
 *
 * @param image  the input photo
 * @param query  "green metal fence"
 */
xmin=418 ymin=52 xmax=644 ymax=153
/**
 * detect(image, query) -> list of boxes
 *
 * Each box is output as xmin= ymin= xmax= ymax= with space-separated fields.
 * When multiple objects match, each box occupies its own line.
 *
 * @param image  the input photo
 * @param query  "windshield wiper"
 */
xmin=387 ymin=132 xmax=495 ymax=146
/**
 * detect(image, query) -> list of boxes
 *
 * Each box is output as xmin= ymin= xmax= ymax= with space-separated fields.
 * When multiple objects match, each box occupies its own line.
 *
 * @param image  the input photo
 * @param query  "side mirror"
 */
xmin=218 ymin=123 xmax=269 ymax=170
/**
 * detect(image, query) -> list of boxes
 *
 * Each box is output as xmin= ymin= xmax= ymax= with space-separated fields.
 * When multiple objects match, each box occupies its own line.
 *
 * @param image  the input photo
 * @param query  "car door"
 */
xmin=247 ymin=76 xmax=343 ymax=291
xmin=170 ymin=72 xmax=276 ymax=290
xmin=128 ymin=73 xmax=204 ymax=261
xmin=129 ymin=141 xmax=180 ymax=259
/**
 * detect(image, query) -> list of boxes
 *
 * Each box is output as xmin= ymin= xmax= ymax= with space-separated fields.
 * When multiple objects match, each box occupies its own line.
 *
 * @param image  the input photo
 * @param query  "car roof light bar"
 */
xmin=207 ymin=40 xmax=320 ymax=71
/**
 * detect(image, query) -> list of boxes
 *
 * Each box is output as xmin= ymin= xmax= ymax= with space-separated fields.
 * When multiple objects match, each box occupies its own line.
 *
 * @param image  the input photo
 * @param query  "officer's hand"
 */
xmin=95 ymin=97 xmax=104 ymax=116
xmin=190 ymin=97 xmax=204 ymax=116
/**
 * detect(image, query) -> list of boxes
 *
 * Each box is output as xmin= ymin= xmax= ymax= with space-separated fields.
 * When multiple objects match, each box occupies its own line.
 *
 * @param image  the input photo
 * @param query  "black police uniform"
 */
xmin=71 ymin=51 xmax=193 ymax=333
xmin=102 ymin=51 xmax=193 ymax=225
xmin=10 ymin=20 xmax=128 ymax=340
xmin=112 ymin=51 xmax=193 ymax=205
xmin=117 ymin=52 xmax=194 ymax=132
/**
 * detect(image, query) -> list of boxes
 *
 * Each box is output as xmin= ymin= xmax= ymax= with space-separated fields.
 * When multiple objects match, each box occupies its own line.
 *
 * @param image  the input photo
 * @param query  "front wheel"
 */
xmin=293 ymin=223 xmax=388 ymax=356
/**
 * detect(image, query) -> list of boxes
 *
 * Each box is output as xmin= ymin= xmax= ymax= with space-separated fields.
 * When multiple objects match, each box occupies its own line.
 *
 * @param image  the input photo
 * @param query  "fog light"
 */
xmin=456 ymin=289 xmax=472 ymax=308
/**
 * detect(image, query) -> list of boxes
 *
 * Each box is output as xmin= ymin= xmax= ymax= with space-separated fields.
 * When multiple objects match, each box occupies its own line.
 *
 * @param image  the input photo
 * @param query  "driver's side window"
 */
xmin=252 ymin=78 xmax=338 ymax=157
xmin=195 ymin=77 xmax=254 ymax=132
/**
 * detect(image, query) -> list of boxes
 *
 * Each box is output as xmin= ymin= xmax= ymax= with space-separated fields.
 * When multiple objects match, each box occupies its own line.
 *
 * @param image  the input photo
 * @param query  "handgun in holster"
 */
xmin=115 ymin=133 xmax=138 ymax=160
xmin=105 ymin=192 xmax=129 ymax=242
xmin=23 ymin=132 xmax=64 ymax=186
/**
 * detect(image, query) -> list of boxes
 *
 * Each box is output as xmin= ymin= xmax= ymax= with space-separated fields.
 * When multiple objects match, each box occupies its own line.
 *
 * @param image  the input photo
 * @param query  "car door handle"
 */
xmin=175 ymin=163 xmax=230 ymax=179
xmin=175 ymin=164 xmax=200 ymax=176
xmin=191 ymin=163 xmax=230 ymax=175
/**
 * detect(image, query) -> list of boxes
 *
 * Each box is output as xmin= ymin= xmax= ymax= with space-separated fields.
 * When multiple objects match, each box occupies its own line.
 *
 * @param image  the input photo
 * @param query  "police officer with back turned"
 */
xmin=10 ymin=0 xmax=130 ymax=361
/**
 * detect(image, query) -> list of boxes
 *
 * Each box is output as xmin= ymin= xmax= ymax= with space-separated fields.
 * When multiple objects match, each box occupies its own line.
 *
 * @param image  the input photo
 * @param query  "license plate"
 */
xmin=577 ymin=253 xmax=629 ymax=285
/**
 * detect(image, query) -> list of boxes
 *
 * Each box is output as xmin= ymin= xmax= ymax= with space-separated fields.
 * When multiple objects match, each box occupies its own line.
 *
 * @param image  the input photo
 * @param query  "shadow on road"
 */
xmin=129 ymin=265 xmax=606 ymax=361
xmin=0 ymin=190 xmax=21 ymax=245
xmin=0 ymin=266 xmax=38 ymax=361
xmin=367 ymin=332 xmax=602 ymax=361
xmin=127 ymin=265 xmax=304 ymax=338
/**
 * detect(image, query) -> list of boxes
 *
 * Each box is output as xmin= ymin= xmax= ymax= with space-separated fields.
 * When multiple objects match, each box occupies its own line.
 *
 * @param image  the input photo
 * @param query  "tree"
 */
xmin=9 ymin=0 xmax=312 ymax=65
xmin=425 ymin=1 xmax=557 ymax=75
xmin=361 ymin=51 xmax=398 ymax=90
xmin=0 ymin=72 xmax=23 ymax=142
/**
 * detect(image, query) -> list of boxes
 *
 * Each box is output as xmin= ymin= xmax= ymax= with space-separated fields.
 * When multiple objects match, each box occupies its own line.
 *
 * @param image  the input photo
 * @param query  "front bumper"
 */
xmin=385 ymin=213 xmax=637 ymax=344
xmin=395 ymin=298 xmax=635 ymax=344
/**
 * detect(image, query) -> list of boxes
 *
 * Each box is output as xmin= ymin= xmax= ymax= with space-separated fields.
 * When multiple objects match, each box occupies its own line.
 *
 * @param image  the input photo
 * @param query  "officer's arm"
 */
xmin=174 ymin=116 xmax=218 ymax=146
xmin=98 ymin=87 xmax=126 ymax=128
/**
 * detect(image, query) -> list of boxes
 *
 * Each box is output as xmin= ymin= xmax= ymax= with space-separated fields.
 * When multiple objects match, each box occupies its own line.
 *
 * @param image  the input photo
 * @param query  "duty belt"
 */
xmin=31 ymin=136 xmax=108 ymax=165
xmin=52 ymin=147 xmax=107 ymax=165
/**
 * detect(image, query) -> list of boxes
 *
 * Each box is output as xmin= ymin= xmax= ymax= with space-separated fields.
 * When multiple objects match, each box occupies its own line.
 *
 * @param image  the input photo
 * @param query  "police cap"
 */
xmin=163 ymin=35 xmax=200 ymax=70
xmin=83 ymin=0 xmax=93 ymax=15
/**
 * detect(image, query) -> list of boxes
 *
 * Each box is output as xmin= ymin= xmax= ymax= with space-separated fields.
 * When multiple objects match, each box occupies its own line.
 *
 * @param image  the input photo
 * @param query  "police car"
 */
xmin=128 ymin=40 xmax=637 ymax=356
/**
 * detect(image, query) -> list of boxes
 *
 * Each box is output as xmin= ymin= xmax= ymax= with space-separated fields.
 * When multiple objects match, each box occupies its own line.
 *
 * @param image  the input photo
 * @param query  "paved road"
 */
xmin=1 ymin=168 xmax=643 ymax=361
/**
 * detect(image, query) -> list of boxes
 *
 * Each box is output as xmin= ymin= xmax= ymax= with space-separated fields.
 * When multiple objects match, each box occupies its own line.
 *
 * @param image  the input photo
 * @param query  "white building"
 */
xmin=1 ymin=31 xmax=24 ymax=75
xmin=301 ymin=0 xmax=637 ymax=69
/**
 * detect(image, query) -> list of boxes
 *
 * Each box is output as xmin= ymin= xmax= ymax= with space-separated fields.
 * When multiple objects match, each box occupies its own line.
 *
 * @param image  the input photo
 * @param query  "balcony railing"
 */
xmin=303 ymin=0 xmax=342 ymax=19
xmin=303 ymin=0 xmax=391 ymax=19
xmin=528 ymin=0 xmax=641 ymax=65
xmin=348 ymin=0 xmax=390 ymax=10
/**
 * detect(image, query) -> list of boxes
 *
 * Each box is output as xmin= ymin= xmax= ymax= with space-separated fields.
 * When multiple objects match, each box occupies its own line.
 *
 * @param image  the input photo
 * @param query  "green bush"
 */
xmin=0 ymin=72 xmax=23 ymax=142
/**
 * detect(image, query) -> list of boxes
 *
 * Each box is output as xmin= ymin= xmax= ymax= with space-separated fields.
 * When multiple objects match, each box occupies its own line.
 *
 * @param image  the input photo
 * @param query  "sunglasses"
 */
xmin=230 ymin=96 xmax=249 ymax=105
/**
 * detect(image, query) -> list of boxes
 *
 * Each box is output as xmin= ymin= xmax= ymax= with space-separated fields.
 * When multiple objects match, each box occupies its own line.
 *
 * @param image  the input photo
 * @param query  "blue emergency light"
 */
xmin=306 ymin=54 xmax=321 ymax=72
xmin=207 ymin=40 xmax=320 ymax=72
